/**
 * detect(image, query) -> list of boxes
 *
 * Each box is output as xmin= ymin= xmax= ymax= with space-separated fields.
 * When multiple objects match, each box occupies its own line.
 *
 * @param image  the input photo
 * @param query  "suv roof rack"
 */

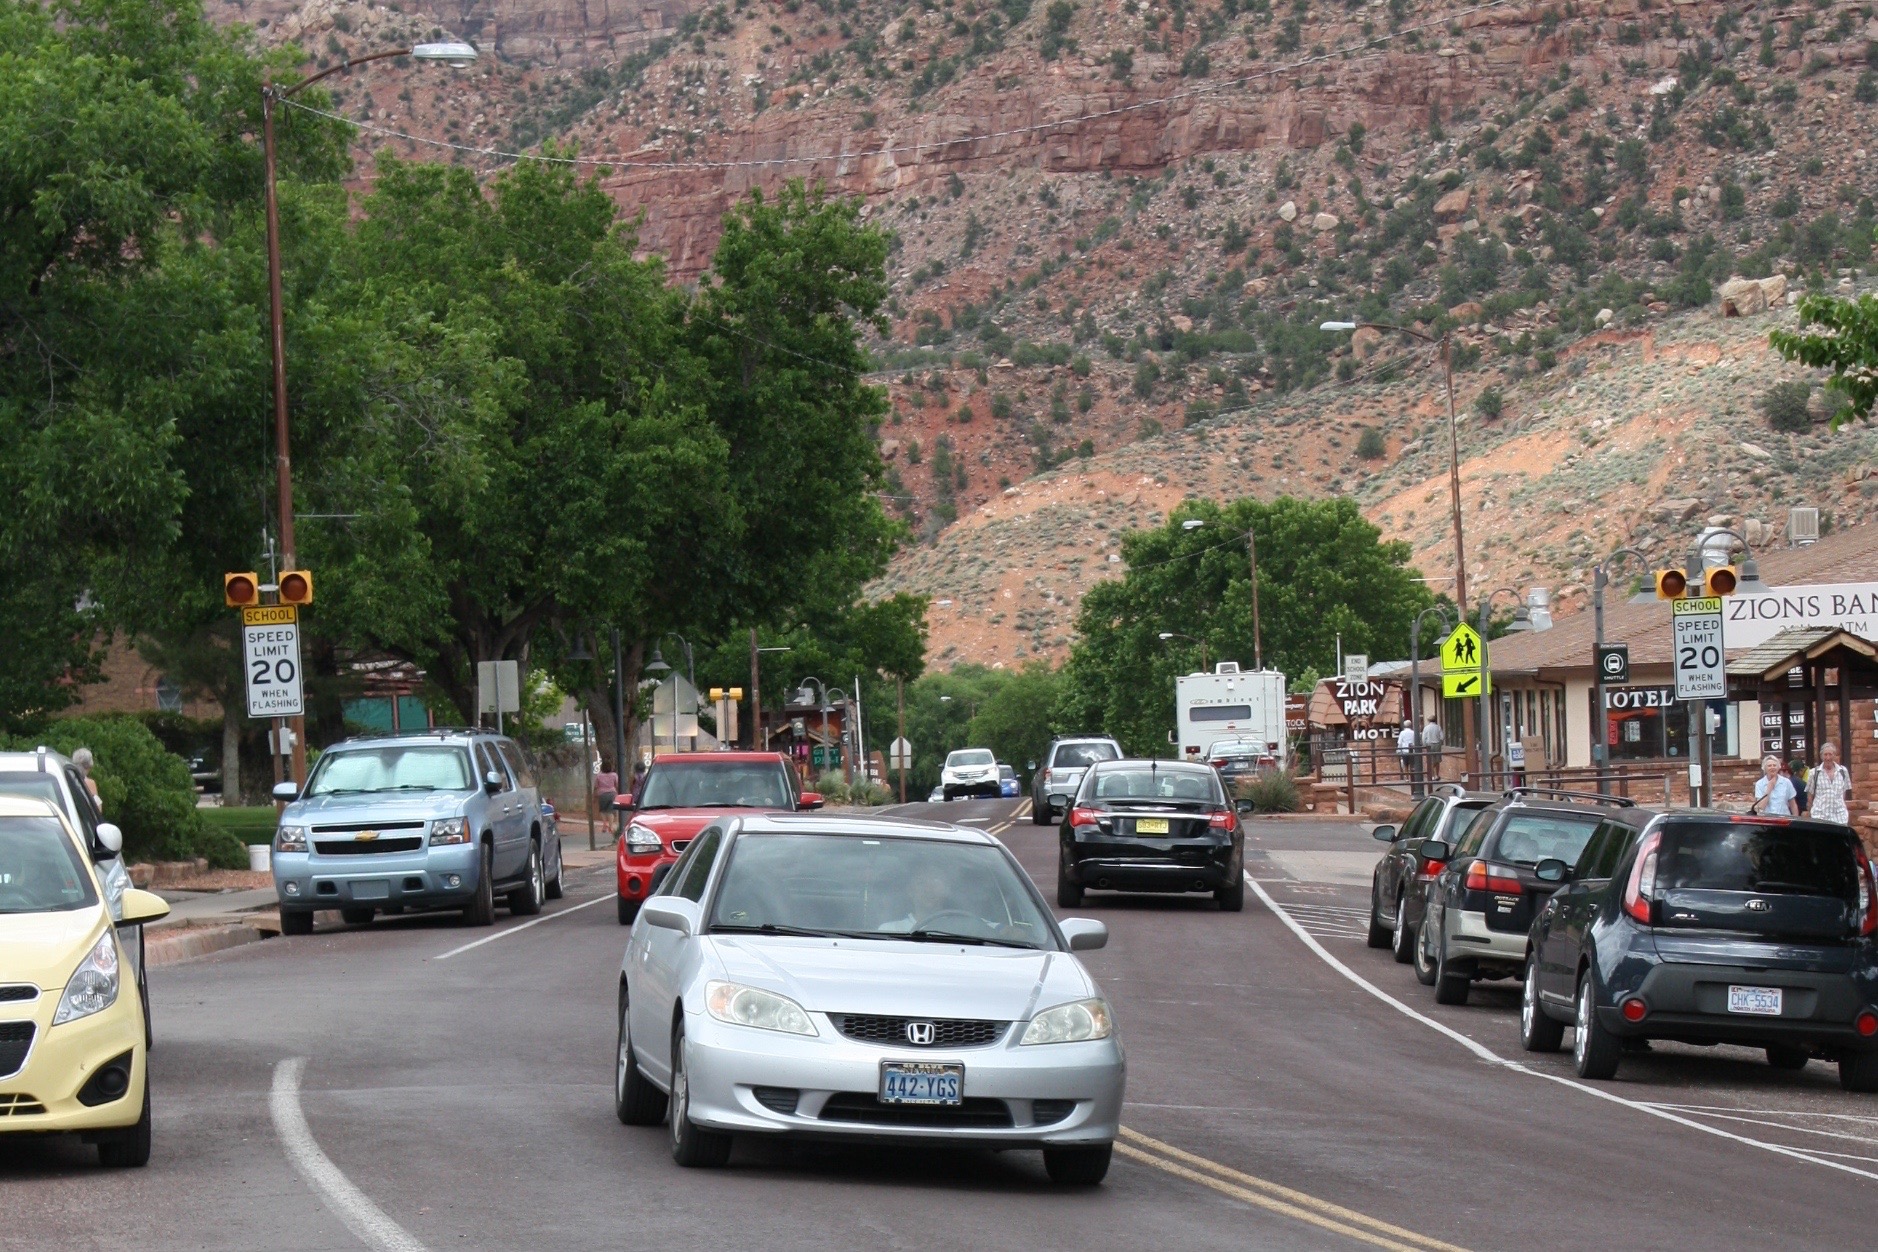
xmin=1504 ymin=786 xmax=1635 ymax=808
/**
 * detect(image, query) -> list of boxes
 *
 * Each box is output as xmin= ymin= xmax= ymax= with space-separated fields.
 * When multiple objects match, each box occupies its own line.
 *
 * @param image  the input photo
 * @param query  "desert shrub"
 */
xmin=1355 ymin=426 xmax=1387 ymax=459
xmin=1474 ymin=386 xmax=1505 ymax=418
xmin=814 ymin=770 xmax=852 ymax=805
xmin=1237 ymin=769 xmax=1301 ymax=813
xmin=1760 ymin=380 xmax=1814 ymax=432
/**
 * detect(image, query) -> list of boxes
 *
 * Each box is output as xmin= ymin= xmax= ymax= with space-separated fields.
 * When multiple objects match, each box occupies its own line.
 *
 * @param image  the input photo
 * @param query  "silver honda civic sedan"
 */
xmin=614 ymin=812 xmax=1125 ymax=1183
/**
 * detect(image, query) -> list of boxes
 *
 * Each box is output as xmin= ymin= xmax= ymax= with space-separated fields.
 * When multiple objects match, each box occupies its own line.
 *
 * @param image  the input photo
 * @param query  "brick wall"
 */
xmin=64 ymin=635 xmax=224 ymax=720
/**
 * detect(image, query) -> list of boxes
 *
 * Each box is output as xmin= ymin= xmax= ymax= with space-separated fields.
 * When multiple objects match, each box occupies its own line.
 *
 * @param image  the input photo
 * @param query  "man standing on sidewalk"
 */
xmin=1396 ymin=722 xmax=1420 ymax=796
xmin=1420 ymin=716 xmax=1445 ymax=782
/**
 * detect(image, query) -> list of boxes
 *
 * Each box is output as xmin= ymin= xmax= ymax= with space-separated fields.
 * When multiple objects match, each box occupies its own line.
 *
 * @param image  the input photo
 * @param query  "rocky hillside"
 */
xmin=213 ymin=0 xmax=1878 ymax=665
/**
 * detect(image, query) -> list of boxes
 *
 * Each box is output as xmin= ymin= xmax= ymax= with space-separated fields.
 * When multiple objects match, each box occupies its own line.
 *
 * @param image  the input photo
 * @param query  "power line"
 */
xmin=281 ymin=0 xmax=1521 ymax=172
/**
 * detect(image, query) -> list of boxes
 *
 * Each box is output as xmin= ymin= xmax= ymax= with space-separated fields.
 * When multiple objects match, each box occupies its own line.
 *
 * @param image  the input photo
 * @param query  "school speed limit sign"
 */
xmin=1670 ymin=597 xmax=1725 ymax=701
xmin=241 ymin=604 xmax=304 ymax=717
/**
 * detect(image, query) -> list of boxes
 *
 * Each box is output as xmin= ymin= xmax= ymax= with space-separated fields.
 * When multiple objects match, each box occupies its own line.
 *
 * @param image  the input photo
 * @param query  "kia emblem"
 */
xmin=905 ymin=1021 xmax=935 ymax=1046
xmin=1746 ymin=898 xmax=1771 ymax=913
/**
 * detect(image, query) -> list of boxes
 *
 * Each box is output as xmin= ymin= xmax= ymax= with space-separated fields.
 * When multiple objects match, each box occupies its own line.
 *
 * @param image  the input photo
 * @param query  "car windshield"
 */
xmin=0 ymin=773 xmax=67 ymax=818
xmin=710 ymin=832 xmax=1055 ymax=949
xmin=1000 ymin=765 xmax=1015 ymax=779
xmin=0 ymin=815 xmax=97 ymax=914
xmin=1087 ymin=765 xmax=1223 ymax=805
xmin=1206 ymin=741 xmax=1260 ymax=757
xmin=1657 ymin=822 xmax=1860 ymax=900
xmin=305 ymin=746 xmax=475 ymax=796
xmin=639 ymin=762 xmax=792 ymax=809
xmin=1054 ymin=742 xmax=1120 ymax=767
xmin=946 ymin=750 xmax=995 ymax=768
xmin=1489 ymin=811 xmax=1602 ymax=866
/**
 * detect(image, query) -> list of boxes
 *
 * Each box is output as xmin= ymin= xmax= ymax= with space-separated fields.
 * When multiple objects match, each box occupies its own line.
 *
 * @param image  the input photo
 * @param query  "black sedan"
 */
xmin=1366 ymin=786 xmax=1494 ymax=964
xmin=1057 ymin=760 xmax=1247 ymax=912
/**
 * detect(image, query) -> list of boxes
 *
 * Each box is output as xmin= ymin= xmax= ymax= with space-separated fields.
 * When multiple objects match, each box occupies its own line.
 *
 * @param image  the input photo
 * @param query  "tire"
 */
xmin=615 ymin=987 xmax=666 ymax=1126
xmin=1057 ymin=866 xmax=1085 ymax=909
xmin=461 ymin=842 xmax=496 ymax=927
xmin=668 ymin=1021 xmax=732 ymax=1168
xmin=1412 ymin=913 xmax=1439 ymax=987
xmin=1366 ymin=883 xmax=1391 ymax=948
xmin=1043 ymin=1143 xmax=1113 ymax=1185
xmin=545 ymin=842 xmax=564 ymax=900
xmin=279 ymin=909 xmax=314 ymax=936
xmin=1432 ymin=921 xmax=1470 ymax=1006
xmin=339 ymin=907 xmax=375 ymax=926
xmin=1215 ymin=875 xmax=1244 ymax=912
xmin=96 ymin=1080 xmax=151 ymax=1168
xmin=618 ymin=895 xmax=641 ymax=926
xmin=139 ymin=968 xmax=152 ymax=1052
xmin=1032 ymin=798 xmax=1051 ymax=826
xmin=1767 ymin=1045 xmax=1810 ymax=1072
xmin=1840 ymin=1050 xmax=1878 ymax=1093
xmin=1573 ymin=973 xmax=1622 ymax=1081
xmin=1520 ymin=958 xmax=1566 ymax=1052
xmin=1390 ymin=895 xmax=1416 ymax=965
xmin=508 ymin=841 xmax=544 ymax=916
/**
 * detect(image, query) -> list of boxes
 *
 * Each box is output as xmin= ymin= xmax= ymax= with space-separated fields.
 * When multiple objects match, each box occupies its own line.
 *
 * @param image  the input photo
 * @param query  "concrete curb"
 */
xmin=145 ymin=922 xmax=270 ymax=968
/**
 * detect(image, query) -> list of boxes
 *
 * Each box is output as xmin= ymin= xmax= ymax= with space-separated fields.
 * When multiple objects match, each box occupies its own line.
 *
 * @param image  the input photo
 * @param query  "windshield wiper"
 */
xmin=904 ymin=929 xmax=1038 ymax=949
xmin=711 ymin=922 xmax=865 ymax=939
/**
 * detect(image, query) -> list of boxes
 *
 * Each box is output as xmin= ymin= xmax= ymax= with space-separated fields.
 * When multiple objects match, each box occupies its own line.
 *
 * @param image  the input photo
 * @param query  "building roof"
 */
xmin=1485 ymin=523 xmax=1878 ymax=680
xmin=1725 ymin=627 xmax=1878 ymax=682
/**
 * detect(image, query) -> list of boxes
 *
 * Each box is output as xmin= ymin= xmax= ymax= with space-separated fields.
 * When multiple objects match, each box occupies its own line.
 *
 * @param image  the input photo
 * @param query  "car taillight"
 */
xmin=1209 ymin=759 xmax=1227 ymax=769
xmin=1040 ymin=769 xmax=1052 ymax=785
xmin=1623 ymin=831 xmax=1662 ymax=925
xmin=1620 ymin=997 xmax=1648 ymax=1023
xmin=1857 ymin=1011 xmax=1878 ymax=1038
xmin=1463 ymin=860 xmax=1522 ymax=894
xmin=1856 ymin=848 xmax=1877 ymax=937
xmin=1419 ymin=859 xmax=1446 ymax=879
xmin=1068 ymin=807 xmax=1103 ymax=828
xmin=1208 ymin=808 xmax=1237 ymax=832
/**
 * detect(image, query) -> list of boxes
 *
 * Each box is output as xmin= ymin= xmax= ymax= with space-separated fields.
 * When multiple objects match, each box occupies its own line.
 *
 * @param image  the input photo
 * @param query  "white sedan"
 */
xmin=613 ymin=812 xmax=1124 ymax=1183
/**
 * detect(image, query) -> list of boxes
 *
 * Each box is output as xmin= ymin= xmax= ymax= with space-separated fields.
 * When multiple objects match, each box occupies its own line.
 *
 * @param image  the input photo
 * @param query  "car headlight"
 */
xmin=276 ymin=824 xmax=308 ymax=853
xmin=53 ymin=931 xmax=120 ymax=1026
xmin=428 ymin=817 xmax=469 ymax=845
xmin=1021 ymin=998 xmax=1113 ymax=1045
xmin=705 ymin=981 xmax=817 ymax=1036
xmin=625 ymin=824 xmax=663 ymax=854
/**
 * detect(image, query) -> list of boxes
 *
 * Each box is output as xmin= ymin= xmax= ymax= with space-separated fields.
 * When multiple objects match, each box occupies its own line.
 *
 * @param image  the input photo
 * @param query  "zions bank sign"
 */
xmin=1726 ymin=584 xmax=1878 ymax=649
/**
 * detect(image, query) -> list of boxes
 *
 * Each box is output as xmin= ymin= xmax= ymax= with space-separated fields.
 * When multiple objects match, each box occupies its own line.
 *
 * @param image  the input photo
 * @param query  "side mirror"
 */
xmin=116 ymin=888 xmax=170 ymax=928
xmin=641 ymin=897 xmax=699 ymax=936
xmin=1026 ymin=760 xmax=1037 ymax=772
xmin=1534 ymin=857 xmax=1571 ymax=884
xmin=1235 ymin=797 xmax=1257 ymax=816
xmin=1371 ymin=824 xmax=1398 ymax=843
xmin=484 ymin=770 xmax=503 ymax=794
xmin=798 ymin=792 xmax=825 ymax=810
xmin=613 ymin=794 xmax=635 ymax=811
xmin=1047 ymin=794 xmax=1070 ymax=814
xmin=95 ymin=823 xmax=124 ymax=857
xmin=1419 ymin=839 xmax=1451 ymax=863
xmin=1058 ymin=917 xmax=1108 ymax=951
xmin=272 ymin=780 xmax=301 ymax=803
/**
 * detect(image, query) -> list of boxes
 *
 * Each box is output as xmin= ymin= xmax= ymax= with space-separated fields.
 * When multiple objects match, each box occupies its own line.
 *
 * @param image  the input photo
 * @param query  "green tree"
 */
xmin=1771 ymin=287 xmax=1878 ymax=427
xmin=966 ymin=664 xmax=1063 ymax=786
xmin=1056 ymin=497 xmax=1433 ymax=753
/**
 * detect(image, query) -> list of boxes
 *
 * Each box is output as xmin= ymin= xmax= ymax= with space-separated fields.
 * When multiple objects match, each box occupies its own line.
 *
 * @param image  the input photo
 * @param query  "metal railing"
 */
xmin=1314 ymin=741 xmax=1677 ymax=809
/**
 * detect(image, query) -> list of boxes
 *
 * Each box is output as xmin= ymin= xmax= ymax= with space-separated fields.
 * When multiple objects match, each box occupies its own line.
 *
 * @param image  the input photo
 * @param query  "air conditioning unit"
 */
xmin=1214 ymin=661 xmax=1242 ymax=675
xmin=1789 ymin=506 xmax=1820 ymax=547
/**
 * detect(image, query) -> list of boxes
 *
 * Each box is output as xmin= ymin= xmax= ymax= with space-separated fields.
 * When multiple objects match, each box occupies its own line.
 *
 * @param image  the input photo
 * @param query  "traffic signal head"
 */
xmin=709 ymin=688 xmax=724 ymax=702
xmin=278 ymin=570 xmax=313 ymax=605
xmin=1654 ymin=568 xmax=1689 ymax=600
xmin=729 ymin=687 xmax=743 ymax=701
xmin=1702 ymin=565 xmax=1739 ymax=596
xmin=224 ymin=572 xmax=259 ymax=607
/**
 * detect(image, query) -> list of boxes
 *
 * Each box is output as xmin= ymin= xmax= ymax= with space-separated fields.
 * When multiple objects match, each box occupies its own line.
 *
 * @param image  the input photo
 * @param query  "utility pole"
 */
xmin=611 ymin=628 xmax=627 ymax=838
xmin=748 ymin=628 xmax=761 ymax=750
xmin=1247 ymin=526 xmax=1263 ymax=671
xmin=896 ymin=677 xmax=907 ymax=804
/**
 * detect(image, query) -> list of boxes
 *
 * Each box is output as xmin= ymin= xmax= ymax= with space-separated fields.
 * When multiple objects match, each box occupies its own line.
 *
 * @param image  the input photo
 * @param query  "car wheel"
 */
xmin=339 ymin=907 xmax=375 ymax=926
xmin=1057 ymin=865 xmax=1085 ymax=909
xmin=509 ymin=842 xmax=544 ymax=916
xmin=279 ymin=909 xmax=314 ymax=936
xmin=1032 ymin=798 xmax=1051 ymax=826
xmin=1839 ymin=1050 xmax=1878 ymax=1093
xmin=615 ymin=988 xmax=667 ymax=1126
xmin=1573 ymin=973 xmax=1622 ymax=1081
xmin=545 ymin=842 xmax=564 ymax=900
xmin=1215 ymin=874 xmax=1244 ymax=912
xmin=1766 ymin=1045 xmax=1810 ymax=1071
xmin=461 ymin=843 xmax=496 ymax=927
xmin=1432 ymin=925 xmax=1470 ymax=1006
xmin=1412 ymin=907 xmax=1439 ymax=986
xmin=1520 ymin=958 xmax=1566 ymax=1052
xmin=1042 ymin=1143 xmax=1112 ymax=1185
xmin=618 ymin=895 xmax=640 ymax=926
xmin=96 ymin=1080 xmax=151 ymax=1168
xmin=668 ymin=1021 xmax=732 ymax=1168
xmin=1390 ymin=895 xmax=1416 ymax=965
xmin=1365 ymin=882 xmax=1390 ymax=948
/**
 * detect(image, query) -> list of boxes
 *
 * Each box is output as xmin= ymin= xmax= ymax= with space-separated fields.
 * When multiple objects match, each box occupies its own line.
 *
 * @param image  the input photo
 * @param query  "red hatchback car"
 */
xmin=615 ymin=752 xmax=821 ymax=923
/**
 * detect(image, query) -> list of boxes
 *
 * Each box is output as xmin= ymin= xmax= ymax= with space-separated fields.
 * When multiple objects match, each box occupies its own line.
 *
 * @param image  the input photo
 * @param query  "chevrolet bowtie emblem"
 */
xmin=355 ymin=831 xmax=379 ymax=842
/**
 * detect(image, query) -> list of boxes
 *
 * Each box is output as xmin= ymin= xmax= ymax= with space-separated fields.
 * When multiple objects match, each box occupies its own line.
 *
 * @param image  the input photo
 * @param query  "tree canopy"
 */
xmin=1771 ymin=285 xmax=1878 ymax=428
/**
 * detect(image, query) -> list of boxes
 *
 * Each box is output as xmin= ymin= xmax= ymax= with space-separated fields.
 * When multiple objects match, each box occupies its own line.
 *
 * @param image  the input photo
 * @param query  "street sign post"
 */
xmin=888 ymin=737 xmax=913 ymax=770
xmin=1342 ymin=654 xmax=1368 ymax=684
xmin=241 ymin=605 xmax=304 ymax=718
xmin=1439 ymin=623 xmax=1488 ymax=699
xmin=1596 ymin=643 xmax=1630 ymax=685
xmin=477 ymin=659 xmax=521 ymax=733
xmin=1671 ymin=597 xmax=1726 ymax=700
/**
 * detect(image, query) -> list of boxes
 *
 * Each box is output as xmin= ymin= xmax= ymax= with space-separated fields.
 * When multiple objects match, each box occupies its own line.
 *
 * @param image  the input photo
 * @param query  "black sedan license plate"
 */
xmin=879 ymin=1061 xmax=963 ymax=1105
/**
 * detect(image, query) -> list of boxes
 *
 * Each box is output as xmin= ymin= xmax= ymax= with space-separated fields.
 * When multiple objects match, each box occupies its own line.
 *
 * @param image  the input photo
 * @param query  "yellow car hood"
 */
xmin=0 ymin=908 xmax=106 ymax=991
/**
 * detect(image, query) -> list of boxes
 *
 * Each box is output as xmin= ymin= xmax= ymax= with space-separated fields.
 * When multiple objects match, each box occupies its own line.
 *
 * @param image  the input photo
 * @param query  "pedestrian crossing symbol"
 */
xmin=1440 ymin=624 xmax=1483 ymax=671
xmin=1440 ymin=623 xmax=1489 ymax=699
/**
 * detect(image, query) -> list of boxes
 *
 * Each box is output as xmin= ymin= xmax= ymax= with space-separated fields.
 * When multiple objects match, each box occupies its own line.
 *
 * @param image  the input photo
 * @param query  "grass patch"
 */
xmin=200 ymin=806 xmax=279 ymax=845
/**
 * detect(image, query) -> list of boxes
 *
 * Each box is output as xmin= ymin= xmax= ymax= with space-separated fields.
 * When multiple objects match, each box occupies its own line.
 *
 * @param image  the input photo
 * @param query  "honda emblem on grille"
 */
xmin=1746 ymin=898 xmax=1771 ymax=912
xmin=355 ymin=831 xmax=379 ymax=842
xmin=905 ymin=1021 xmax=935 ymax=1046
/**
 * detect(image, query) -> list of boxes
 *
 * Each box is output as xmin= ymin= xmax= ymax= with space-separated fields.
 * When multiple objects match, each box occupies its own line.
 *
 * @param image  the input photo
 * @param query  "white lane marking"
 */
xmin=271 ymin=1057 xmax=427 ymax=1252
xmin=431 ymin=894 xmax=610 ymax=961
xmin=1245 ymin=873 xmax=1878 ymax=1183
xmin=1640 ymin=1108 xmax=1878 ymax=1147
xmin=1645 ymin=1102 xmax=1878 ymax=1126
xmin=955 ymin=817 xmax=992 ymax=823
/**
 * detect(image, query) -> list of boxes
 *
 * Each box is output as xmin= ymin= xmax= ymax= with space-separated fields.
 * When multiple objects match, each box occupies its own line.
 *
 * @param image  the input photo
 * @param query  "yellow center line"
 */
xmin=1118 ymin=1128 xmax=1470 ymax=1252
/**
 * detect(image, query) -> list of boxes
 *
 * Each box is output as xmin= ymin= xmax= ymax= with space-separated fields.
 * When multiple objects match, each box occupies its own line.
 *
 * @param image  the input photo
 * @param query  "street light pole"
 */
xmin=1408 ymin=606 xmax=1453 ymax=795
xmin=1475 ymin=589 xmax=1532 ymax=783
xmin=1248 ymin=526 xmax=1263 ymax=671
xmin=1158 ymin=632 xmax=1209 ymax=673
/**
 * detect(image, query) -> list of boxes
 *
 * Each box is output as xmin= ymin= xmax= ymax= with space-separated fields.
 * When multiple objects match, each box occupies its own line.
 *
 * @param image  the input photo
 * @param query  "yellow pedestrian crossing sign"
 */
xmin=1443 ymin=669 xmax=1490 ymax=698
xmin=1440 ymin=623 xmax=1488 ymax=699
xmin=1440 ymin=624 xmax=1484 ymax=671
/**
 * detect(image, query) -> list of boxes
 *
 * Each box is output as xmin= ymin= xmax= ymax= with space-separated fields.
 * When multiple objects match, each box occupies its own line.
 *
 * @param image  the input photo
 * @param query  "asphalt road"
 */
xmin=6 ymin=796 xmax=1878 ymax=1249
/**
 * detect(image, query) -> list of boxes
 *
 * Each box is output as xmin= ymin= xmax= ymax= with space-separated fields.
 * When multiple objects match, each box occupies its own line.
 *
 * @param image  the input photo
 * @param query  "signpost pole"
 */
xmin=1594 ymin=566 xmax=1610 ymax=795
xmin=897 ymin=678 xmax=907 ymax=805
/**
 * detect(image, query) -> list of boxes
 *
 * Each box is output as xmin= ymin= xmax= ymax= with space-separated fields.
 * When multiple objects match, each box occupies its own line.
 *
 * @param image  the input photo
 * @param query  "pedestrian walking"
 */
xmin=1809 ymin=742 xmax=1853 ymax=824
xmin=1751 ymin=754 xmax=1797 ymax=816
xmin=1420 ymin=716 xmax=1446 ymax=783
xmin=1396 ymin=722 xmax=1420 ymax=795
xmin=71 ymin=747 xmax=102 ymax=814
xmin=1784 ymin=757 xmax=1808 ymax=814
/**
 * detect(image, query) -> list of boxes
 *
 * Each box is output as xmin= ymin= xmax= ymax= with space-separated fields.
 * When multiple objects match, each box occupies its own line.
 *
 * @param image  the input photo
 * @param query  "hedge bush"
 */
xmin=1237 ymin=769 xmax=1302 ymax=814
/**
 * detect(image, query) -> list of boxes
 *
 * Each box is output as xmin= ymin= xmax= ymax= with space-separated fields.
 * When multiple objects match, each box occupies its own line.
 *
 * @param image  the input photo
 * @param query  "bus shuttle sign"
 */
xmin=242 ymin=604 xmax=304 ymax=718
xmin=1671 ymin=597 xmax=1726 ymax=701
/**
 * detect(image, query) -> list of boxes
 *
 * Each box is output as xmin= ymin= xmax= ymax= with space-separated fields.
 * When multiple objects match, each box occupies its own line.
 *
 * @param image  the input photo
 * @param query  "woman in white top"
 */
xmin=1752 ymin=754 xmax=1797 ymax=816
xmin=1808 ymin=741 xmax=1853 ymax=825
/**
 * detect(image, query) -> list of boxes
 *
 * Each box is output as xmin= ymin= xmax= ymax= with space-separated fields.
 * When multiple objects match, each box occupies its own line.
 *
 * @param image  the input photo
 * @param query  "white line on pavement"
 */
xmin=432 ymin=894 xmax=610 ymax=961
xmin=1643 ymin=1102 xmax=1878 ymax=1126
xmin=271 ymin=1057 xmax=427 ymax=1252
xmin=1245 ymin=873 xmax=1878 ymax=1184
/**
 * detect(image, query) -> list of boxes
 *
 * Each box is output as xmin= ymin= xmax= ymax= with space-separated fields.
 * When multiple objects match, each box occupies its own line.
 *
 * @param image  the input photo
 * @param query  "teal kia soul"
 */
xmin=270 ymin=730 xmax=562 ymax=934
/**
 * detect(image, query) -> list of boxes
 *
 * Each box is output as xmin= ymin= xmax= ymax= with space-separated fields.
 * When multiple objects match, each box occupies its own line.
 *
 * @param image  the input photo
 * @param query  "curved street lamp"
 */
xmin=1178 ymin=517 xmax=1263 ymax=670
xmin=1406 ymin=605 xmax=1455 ymax=795
xmin=1473 ymin=588 xmax=1532 ymax=782
xmin=1158 ymin=631 xmax=1211 ymax=674
xmin=1591 ymin=546 xmax=1650 ymax=793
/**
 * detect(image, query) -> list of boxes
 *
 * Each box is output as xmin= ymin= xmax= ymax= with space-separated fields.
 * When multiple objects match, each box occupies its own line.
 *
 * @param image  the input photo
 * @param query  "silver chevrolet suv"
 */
xmin=271 ymin=729 xmax=562 ymax=933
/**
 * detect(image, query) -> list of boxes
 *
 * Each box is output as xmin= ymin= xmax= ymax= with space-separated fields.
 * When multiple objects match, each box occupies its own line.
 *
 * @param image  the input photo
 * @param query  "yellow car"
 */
xmin=0 ymin=795 xmax=169 ymax=1166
